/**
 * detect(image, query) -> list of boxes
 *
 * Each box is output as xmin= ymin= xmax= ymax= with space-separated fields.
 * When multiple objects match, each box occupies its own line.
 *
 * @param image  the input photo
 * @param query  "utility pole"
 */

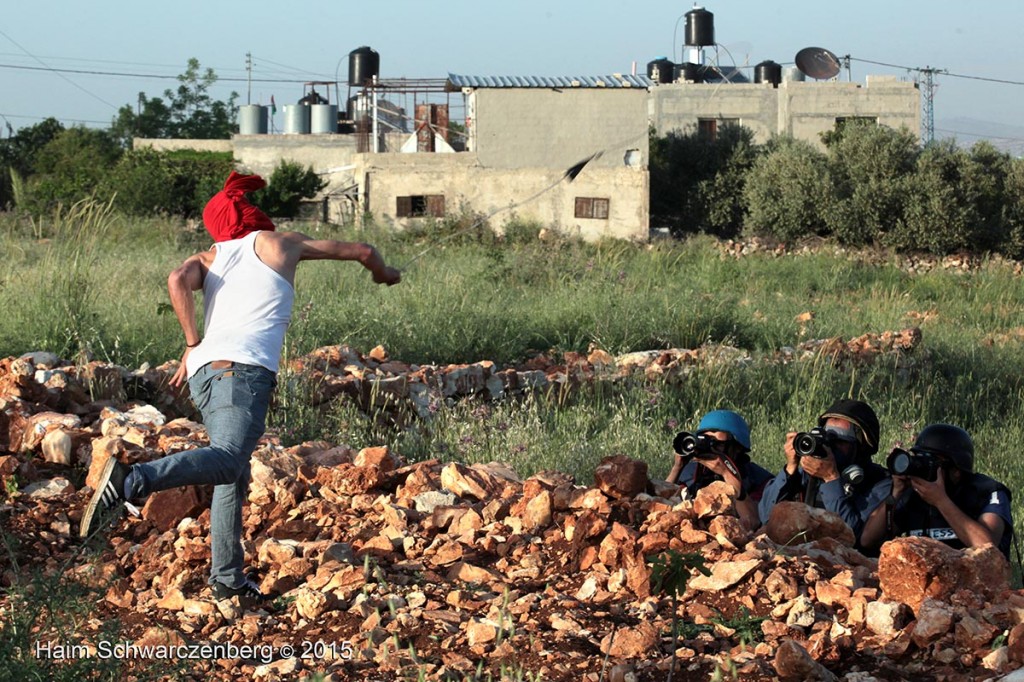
xmin=918 ymin=66 xmax=945 ymax=145
xmin=246 ymin=52 xmax=252 ymax=105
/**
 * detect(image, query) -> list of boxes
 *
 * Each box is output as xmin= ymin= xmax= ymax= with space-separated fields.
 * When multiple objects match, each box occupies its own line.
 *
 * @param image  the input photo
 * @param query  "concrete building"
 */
xmin=137 ymin=70 xmax=918 ymax=241
xmin=650 ymin=75 xmax=920 ymax=147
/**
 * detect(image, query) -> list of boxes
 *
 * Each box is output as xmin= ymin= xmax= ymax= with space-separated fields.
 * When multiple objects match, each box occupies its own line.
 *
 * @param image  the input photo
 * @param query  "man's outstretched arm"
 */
xmin=167 ymin=254 xmax=207 ymax=387
xmin=297 ymin=238 xmax=401 ymax=285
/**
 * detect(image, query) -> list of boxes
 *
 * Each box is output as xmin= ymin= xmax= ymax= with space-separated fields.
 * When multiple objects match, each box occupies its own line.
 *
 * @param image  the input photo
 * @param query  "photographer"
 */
xmin=860 ymin=424 xmax=1013 ymax=556
xmin=666 ymin=410 xmax=773 ymax=530
xmin=757 ymin=399 xmax=891 ymax=543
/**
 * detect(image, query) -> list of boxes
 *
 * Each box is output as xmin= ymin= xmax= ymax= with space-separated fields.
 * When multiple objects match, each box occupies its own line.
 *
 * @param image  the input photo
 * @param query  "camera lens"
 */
xmin=794 ymin=432 xmax=816 ymax=457
xmin=890 ymin=451 xmax=912 ymax=476
xmin=673 ymin=432 xmax=698 ymax=456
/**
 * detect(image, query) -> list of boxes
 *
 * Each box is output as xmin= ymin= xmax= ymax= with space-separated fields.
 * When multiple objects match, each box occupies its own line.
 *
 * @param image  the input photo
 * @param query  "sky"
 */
xmin=3 ymin=0 xmax=1024 ymax=148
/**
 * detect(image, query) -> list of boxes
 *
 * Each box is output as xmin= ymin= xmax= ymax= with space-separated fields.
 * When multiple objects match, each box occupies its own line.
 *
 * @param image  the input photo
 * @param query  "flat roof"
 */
xmin=447 ymin=73 xmax=653 ymax=90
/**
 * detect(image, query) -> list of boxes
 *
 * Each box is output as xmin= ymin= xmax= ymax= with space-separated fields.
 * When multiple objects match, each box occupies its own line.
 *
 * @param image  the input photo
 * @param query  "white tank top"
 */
xmin=186 ymin=232 xmax=294 ymax=377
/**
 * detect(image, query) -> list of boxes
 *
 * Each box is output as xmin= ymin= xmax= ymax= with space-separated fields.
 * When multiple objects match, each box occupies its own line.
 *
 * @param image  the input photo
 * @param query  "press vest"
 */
xmin=186 ymin=232 xmax=294 ymax=377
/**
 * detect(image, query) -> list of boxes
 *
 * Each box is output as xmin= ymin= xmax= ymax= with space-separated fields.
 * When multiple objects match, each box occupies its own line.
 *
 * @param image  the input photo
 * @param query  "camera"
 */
xmin=793 ymin=427 xmax=831 ymax=459
xmin=673 ymin=431 xmax=717 ymax=460
xmin=887 ymin=447 xmax=940 ymax=482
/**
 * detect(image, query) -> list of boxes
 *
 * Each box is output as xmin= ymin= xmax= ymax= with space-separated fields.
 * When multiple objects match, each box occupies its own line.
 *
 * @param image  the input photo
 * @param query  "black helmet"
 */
xmin=912 ymin=423 xmax=974 ymax=473
xmin=818 ymin=399 xmax=880 ymax=457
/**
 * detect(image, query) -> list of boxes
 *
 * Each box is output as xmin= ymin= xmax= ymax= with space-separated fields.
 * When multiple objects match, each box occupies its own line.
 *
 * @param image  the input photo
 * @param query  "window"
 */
xmin=396 ymin=194 xmax=445 ymax=218
xmin=698 ymin=117 xmax=740 ymax=141
xmin=575 ymin=197 xmax=610 ymax=220
xmin=835 ymin=116 xmax=878 ymax=130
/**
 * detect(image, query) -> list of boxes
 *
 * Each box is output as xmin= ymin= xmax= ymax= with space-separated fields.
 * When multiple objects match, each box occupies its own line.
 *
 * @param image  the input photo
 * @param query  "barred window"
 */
xmin=574 ymin=197 xmax=610 ymax=220
xmin=396 ymin=195 xmax=445 ymax=217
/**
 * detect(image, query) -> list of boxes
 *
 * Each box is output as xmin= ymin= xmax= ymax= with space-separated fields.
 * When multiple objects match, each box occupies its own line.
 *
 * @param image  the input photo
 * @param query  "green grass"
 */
xmin=3 ymin=205 xmax=1024 ymax=549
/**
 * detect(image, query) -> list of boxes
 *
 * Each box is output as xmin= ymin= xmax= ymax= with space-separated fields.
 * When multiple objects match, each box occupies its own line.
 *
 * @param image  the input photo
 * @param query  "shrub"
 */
xmin=743 ymin=136 xmax=830 ymax=241
xmin=888 ymin=140 xmax=1007 ymax=254
xmin=101 ymin=149 xmax=233 ymax=218
xmin=251 ymin=160 xmax=326 ymax=218
xmin=1000 ymin=157 xmax=1024 ymax=259
xmin=650 ymin=124 xmax=758 ymax=237
xmin=823 ymin=122 xmax=919 ymax=245
xmin=17 ymin=127 xmax=122 ymax=216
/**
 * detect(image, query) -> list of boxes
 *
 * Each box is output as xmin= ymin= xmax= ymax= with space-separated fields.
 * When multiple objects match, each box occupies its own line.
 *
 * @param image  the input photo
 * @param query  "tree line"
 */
xmin=0 ymin=59 xmax=323 ymax=220
xmin=651 ymin=121 xmax=1024 ymax=258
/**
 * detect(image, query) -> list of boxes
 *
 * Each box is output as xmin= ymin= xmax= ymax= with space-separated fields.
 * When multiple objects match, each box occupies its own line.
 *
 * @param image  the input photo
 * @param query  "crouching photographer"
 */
xmin=860 ymin=424 xmax=1013 ymax=557
xmin=758 ymin=399 xmax=891 ymax=544
xmin=666 ymin=410 xmax=773 ymax=530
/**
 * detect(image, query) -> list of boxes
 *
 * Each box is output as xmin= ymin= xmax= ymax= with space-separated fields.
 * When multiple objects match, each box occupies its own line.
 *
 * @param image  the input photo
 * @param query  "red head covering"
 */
xmin=202 ymin=171 xmax=276 ymax=242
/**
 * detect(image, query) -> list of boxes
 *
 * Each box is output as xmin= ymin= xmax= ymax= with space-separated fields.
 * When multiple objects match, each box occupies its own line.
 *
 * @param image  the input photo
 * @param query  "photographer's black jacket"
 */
xmin=891 ymin=472 xmax=1013 ymax=557
xmin=757 ymin=460 xmax=892 ymax=541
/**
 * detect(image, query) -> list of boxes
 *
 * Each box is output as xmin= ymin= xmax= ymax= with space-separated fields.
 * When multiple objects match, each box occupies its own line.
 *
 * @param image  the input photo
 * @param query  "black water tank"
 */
xmin=647 ymin=58 xmax=675 ymax=84
xmin=674 ymin=62 xmax=703 ymax=83
xmin=348 ymin=46 xmax=380 ymax=87
xmin=685 ymin=7 xmax=714 ymax=47
xmin=754 ymin=60 xmax=782 ymax=87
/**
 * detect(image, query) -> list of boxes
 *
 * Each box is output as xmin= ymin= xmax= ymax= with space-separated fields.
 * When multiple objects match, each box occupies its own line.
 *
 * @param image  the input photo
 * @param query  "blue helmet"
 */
xmin=697 ymin=410 xmax=751 ymax=451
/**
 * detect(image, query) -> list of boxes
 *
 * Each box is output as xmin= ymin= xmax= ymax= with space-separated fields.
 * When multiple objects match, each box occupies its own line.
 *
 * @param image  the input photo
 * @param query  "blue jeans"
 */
xmin=126 ymin=362 xmax=275 ymax=589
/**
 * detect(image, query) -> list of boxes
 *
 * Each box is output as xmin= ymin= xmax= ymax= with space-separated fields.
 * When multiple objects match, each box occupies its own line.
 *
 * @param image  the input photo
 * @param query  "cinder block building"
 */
xmin=138 ymin=69 xmax=919 ymax=242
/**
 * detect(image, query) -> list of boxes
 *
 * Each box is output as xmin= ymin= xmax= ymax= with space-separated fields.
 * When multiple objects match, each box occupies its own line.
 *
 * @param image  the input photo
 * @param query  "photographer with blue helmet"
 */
xmin=666 ymin=409 xmax=773 ymax=530
xmin=860 ymin=423 xmax=1013 ymax=557
xmin=758 ymin=399 xmax=892 ymax=545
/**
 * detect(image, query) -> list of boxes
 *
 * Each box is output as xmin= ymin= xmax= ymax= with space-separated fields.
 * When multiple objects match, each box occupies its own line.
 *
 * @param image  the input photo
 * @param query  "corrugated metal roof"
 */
xmin=447 ymin=73 xmax=653 ymax=90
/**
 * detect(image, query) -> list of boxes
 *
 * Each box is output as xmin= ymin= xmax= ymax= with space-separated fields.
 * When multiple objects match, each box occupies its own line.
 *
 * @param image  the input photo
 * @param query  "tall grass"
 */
xmin=2 ymin=211 xmax=1024 ymax=544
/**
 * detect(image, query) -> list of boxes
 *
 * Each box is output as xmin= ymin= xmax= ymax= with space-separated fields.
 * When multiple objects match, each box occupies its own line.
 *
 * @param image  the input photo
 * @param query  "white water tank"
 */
xmin=310 ymin=104 xmax=338 ymax=134
xmin=283 ymin=104 xmax=311 ymax=134
xmin=238 ymin=105 xmax=268 ymax=134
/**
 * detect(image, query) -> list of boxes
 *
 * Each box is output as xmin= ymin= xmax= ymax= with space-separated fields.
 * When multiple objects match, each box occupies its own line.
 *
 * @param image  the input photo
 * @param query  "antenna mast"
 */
xmin=917 ymin=66 xmax=945 ymax=145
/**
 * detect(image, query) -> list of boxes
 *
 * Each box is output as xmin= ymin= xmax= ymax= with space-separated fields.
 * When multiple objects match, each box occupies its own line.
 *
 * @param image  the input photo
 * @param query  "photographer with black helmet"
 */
xmin=666 ymin=409 xmax=773 ymax=530
xmin=758 ymin=399 xmax=892 ymax=544
xmin=860 ymin=423 xmax=1013 ymax=556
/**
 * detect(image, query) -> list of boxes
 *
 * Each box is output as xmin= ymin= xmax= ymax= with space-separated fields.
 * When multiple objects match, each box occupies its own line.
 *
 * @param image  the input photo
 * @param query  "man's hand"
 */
xmin=699 ymin=455 xmax=743 ymax=496
xmin=783 ymin=432 xmax=800 ymax=475
xmin=890 ymin=474 xmax=909 ymax=499
xmin=169 ymin=348 xmax=192 ymax=390
xmin=800 ymin=448 xmax=840 ymax=483
xmin=373 ymin=265 xmax=401 ymax=286
xmin=910 ymin=468 xmax=950 ymax=507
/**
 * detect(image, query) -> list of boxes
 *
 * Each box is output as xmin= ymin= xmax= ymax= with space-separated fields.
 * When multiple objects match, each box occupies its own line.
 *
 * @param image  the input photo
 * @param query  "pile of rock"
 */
xmin=3 ymin=349 xmax=1021 ymax=681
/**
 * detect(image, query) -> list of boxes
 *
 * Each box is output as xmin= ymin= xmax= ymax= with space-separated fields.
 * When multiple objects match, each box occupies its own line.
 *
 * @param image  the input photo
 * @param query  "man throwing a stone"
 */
xmin=80 ymin=171 xmax=400 ymax=602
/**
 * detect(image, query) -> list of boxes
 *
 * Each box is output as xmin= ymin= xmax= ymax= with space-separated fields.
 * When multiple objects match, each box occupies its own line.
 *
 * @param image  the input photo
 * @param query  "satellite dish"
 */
xmin=795 ymin=47 xmax=841 ymax=80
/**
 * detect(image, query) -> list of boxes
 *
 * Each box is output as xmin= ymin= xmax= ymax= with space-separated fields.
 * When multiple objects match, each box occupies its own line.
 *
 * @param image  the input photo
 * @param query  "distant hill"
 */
xmin=935 ymin=116 xmax=1024 ymax=155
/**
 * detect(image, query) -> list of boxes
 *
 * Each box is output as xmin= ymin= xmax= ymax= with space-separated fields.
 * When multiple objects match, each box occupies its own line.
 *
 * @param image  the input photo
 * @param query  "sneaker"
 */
xmin=211 ymin=578 xmax=267 ymax=605
xmin=79 ymin=457 xmax=129 ymax=538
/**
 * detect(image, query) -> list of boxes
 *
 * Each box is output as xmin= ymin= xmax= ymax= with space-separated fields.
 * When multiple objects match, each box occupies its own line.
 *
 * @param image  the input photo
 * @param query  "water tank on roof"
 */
xmin=238 ymin=105 xmax=268 ymax=135
xmin=674 ymin=62 xmax=703 ymax=83
xmin=783 ymin=66 xmax=805 ymax=82
xmin=685 ymin=7 xmax=715 ymax=47
xmin=754 ymin=60 xmax=782 ymax=87
xmin=311 ymin=104 xmax=338 ymax=133
xmin=647 ymin=58 xmax=675 ymax=84
xmin=349 ymin=46 xmax=380 ymax=87
xmin=283 ymin=104 xmax=311 ymax=134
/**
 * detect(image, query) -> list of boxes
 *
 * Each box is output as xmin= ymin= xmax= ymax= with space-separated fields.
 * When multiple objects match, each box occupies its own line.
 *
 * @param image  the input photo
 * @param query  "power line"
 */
xmin=0 ymin=27 xmax=118 ymax=109
xmin=0 ymin=61 xmax=316 ymax=83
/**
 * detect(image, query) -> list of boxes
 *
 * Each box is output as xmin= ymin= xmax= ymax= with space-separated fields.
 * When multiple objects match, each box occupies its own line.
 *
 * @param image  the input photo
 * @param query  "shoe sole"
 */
xmin=79 ymin=457 xmax=124 ymax=538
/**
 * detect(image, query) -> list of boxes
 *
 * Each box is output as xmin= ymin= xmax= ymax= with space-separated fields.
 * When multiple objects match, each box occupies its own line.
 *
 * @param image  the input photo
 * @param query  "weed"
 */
xmin=649 ymin=550 xmax=711 ymax=682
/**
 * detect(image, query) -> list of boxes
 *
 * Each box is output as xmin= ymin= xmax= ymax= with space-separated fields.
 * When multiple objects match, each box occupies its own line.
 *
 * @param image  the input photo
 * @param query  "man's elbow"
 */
xmin=354 ymin=243 xmax=377 ymax=264
xmin=168 ymin=263 xmax=200 ymax=292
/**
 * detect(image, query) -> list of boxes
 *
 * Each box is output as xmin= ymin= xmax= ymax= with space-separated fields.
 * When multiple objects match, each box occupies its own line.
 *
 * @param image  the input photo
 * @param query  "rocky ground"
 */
xmin=3 ymin=335 xmax=1023 ymax=681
